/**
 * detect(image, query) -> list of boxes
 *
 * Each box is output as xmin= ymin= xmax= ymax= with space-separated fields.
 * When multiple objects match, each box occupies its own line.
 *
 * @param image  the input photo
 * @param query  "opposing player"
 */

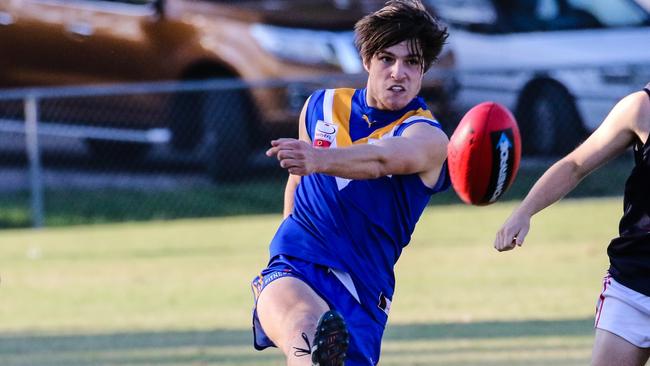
xmin=494 ymin=83 xmax=650 ymax=366
xmin=250 ymin=1 xmax=450 ymax=365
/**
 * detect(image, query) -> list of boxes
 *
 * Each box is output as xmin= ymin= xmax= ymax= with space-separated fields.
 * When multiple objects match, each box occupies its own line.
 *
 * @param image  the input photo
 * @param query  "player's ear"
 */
xmin=363 ymin=57 xmax=371 ymax=73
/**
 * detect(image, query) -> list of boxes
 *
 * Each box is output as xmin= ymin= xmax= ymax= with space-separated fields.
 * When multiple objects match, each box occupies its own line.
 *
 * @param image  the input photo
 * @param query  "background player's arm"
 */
xmin=282 ymin=99 xmax=311 ymax=218
xmin=268 ymin=122 xmax=448 ymax=186
xmin=495 ymin=91 xmax=650 ymax=251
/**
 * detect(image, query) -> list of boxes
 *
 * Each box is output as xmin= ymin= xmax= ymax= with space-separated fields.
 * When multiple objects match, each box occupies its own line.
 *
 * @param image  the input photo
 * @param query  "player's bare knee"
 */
xmin=276 ymin=312 xmax=320 ymax=356
xmin=285 ymin=306 xmax=320 ymax=337
xmin=258 ymin=291 xmax=322 ymax=353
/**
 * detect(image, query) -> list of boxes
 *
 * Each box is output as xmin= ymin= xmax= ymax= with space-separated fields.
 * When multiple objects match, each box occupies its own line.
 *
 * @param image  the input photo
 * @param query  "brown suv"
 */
xmin=0 ymin=0 xmax=456 ymax=180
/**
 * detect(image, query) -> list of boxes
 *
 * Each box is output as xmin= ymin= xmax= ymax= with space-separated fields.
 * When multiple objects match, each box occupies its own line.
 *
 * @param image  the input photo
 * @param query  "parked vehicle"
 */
xmin=429 ymin=0 xmax=650 ymax=156
xmin=0 ymin=0 xmax=456 ymax=180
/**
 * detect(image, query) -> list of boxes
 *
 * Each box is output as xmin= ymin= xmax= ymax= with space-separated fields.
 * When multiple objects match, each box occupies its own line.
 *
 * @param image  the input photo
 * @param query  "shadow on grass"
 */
xmin=0 ymin=318 xmax=594 ymax=365
xmin=384 ymin=317 xmax=593 ymax=340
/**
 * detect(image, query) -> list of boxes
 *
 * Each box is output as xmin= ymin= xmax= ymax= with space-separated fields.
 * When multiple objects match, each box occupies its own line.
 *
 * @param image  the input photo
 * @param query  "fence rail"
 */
xmin=0 ymin=65 xmax=640 ymax=228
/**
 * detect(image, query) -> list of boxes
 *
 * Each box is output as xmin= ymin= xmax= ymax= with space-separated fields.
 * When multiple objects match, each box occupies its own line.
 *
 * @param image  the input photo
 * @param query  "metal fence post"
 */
xmin=24 ymin=95 xmax=44 ymax=228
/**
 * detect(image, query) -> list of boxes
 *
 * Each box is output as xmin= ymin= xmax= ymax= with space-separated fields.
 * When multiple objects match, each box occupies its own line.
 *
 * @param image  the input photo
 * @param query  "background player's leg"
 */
xmin=591 ymin=329 xmax=650 ymax=366
xmin=257 ymin=276 xmax=329 ymax=366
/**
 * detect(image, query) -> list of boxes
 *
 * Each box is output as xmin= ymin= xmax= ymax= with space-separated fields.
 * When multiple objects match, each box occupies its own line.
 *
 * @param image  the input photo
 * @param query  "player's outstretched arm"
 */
xmin=266 ymin=122 xmax=448 ymax=185
xmin=494 ymin=91 xmax=649 ymax=252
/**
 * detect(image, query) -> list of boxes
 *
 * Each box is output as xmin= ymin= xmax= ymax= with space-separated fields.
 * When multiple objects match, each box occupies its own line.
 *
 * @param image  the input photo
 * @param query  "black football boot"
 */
xmin=311 ymin=310 xmax=350 ymax=366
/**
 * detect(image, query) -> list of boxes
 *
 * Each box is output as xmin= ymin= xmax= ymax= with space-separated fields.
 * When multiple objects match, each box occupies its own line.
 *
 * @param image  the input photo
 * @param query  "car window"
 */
xmin=428 ymin=0 xmax=498 ymax=26
xmin=564 ymin=0 xmax=649 ymax=27
xmin=89 ymin=0 xmax=155 ymax=4
xmin=638 ymin=0 xmax=650 ymax=11
xmin=430 ymin=0 xmax=649 ymax=33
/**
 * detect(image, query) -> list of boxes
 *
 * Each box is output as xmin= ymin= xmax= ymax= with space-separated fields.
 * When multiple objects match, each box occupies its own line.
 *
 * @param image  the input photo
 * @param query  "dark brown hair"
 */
xmin=354 ymin=0 xmax=448 ymax=72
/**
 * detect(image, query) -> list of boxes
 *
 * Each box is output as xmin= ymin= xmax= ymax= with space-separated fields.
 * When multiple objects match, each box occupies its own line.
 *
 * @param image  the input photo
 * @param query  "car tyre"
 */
xmin=170 ymin=91 xmax=203 ymax=151
xmin=516 ymin=83 xmax=586 ymax=156
xmin=86 ymin=139 xmax=150 ymax=163
xmin=199 ymin=88 xmax=254 ymax=181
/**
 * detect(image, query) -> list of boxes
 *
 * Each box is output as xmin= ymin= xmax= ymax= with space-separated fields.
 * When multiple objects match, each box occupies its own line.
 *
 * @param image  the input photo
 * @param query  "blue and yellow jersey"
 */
xmin=269 ymin=88 xmax=449 ymax=325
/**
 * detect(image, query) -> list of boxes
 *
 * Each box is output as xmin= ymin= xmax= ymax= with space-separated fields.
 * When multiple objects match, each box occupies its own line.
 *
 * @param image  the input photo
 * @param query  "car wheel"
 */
xmin=198 ymin=88 xmax=254 ymax=181
xmin=169 ymin=91 xmax=203 ymax=151
xmin=516 ymin=83 xmax=586 ymax=156
xmin=85 ymin=139 xmax=150 ymax=163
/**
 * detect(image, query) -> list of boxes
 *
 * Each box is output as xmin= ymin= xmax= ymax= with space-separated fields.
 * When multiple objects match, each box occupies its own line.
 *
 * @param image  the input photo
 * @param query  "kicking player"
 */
xmin=250 ymin=1 xmax=450 ymax=365
xmin=494 ymin=83 xmax=650 ymax=366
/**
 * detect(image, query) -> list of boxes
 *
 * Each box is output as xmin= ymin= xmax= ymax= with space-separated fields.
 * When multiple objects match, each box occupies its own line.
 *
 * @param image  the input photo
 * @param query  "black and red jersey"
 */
xmin=607 ymin=82 xmax=650 ymax=296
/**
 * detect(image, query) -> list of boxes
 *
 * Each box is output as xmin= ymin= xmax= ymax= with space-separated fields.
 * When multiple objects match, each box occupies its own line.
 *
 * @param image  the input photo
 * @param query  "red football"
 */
xmin=447 ymin=102 xmax=521 ymax=206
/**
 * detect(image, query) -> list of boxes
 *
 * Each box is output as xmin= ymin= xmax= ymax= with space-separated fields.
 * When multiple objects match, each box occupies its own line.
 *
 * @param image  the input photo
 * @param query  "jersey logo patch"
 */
xmin=362 ymin=114 xmax=378 ymax=128
xmin=314 ymin=120 xmax=338 ymax=148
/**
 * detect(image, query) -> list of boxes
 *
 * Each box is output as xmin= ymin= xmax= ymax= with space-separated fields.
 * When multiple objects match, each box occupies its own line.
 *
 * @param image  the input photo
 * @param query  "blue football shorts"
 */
xmin=250 ymin=254 xmax=385 ymax=366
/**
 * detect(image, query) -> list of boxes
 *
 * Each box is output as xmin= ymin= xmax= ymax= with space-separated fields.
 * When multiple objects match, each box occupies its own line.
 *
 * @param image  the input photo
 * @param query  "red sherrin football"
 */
xmin=447 ymin=102 xmax=521 ymax=206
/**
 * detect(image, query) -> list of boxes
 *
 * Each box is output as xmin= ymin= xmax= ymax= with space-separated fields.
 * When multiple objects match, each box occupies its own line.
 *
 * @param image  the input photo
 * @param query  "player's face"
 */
xmin=364 ymin=40 xmax=424 ymax=111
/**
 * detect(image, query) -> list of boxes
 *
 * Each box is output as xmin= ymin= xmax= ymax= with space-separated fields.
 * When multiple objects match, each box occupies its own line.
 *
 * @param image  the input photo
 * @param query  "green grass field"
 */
xmin=0 ymin=197 xmax=623 ymax=365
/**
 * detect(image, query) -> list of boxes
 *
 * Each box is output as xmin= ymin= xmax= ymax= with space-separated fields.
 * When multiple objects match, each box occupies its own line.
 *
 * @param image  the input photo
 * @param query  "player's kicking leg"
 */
xmin=256 ymin=276 xmax=349 ymax=366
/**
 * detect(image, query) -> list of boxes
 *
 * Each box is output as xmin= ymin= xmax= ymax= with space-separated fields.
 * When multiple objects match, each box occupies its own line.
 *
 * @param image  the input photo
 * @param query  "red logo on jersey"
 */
xmin=314 ymin=120 xmax=337 ymax=148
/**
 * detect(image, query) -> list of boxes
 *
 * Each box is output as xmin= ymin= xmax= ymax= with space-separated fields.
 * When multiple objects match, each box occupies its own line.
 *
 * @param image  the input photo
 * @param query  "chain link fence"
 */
xmin=0 ymin=67 xmax=636 ymax=228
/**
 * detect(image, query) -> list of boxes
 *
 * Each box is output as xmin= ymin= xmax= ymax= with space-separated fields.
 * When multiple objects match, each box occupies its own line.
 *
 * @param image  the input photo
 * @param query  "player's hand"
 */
xmin=266 ymin=138 xmax=319 ymax=176
xmin=494 ymin=212 xmax=530 ymax=252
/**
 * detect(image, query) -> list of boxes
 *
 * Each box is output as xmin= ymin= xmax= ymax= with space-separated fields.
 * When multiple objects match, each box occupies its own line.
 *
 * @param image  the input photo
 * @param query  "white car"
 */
xmin=430 ymin=0 xmax=650 ymax=155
